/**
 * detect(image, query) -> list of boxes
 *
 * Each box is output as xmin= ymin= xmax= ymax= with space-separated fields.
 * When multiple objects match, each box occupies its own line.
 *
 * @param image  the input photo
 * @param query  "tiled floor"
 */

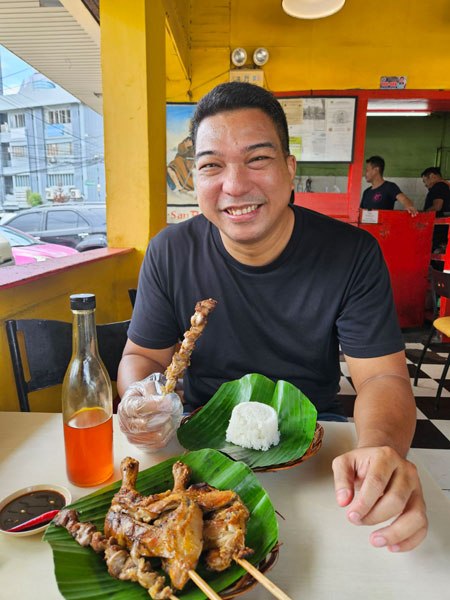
xmin=337 ymin=338 xmax=450 ymax=500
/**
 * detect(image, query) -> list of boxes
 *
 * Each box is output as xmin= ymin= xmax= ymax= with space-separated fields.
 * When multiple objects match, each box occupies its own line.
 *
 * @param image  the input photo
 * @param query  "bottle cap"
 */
xmin=70 ymin=293 xmax=96 ymax=310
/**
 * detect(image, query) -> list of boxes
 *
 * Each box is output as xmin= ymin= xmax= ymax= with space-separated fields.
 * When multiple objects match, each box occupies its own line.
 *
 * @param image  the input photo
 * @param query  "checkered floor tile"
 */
xmin=338 ymin=340 xmax=450 ymax=450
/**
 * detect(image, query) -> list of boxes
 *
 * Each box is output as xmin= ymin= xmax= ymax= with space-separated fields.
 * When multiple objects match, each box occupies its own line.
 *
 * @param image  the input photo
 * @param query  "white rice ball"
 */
xmin=225 ymin=401 xmax=280 ymax=451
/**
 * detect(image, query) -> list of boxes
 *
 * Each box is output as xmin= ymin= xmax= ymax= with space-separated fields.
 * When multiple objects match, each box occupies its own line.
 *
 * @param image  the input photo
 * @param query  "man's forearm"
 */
xmin=353 ymin=375 xmax=416 ymax=457
xmin=117 ymin=353 xmax=167 ymax=397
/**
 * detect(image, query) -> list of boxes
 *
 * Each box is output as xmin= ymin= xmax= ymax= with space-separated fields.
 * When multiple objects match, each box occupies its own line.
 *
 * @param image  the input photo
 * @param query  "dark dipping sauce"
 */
xmin=0 ymin=490 xmax=66 ymax=532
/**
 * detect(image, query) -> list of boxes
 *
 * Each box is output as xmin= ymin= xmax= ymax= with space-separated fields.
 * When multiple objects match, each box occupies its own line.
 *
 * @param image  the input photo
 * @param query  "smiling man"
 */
xmin=117 ymin=82 xmax=427 ymax=553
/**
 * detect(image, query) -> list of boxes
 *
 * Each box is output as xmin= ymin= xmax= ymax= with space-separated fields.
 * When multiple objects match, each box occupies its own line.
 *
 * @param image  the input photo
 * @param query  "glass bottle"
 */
xmin=62 ymin=293 xmax=113 ymax=486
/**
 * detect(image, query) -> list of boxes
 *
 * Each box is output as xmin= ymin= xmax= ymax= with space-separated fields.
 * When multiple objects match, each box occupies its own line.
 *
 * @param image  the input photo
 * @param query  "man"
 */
xmin=421 ymin=166 xmax=450 ymax=217
xmin=361 ymin=155 xmax=418 ymax=215
xmin=118 ymin=82 xmax=427 ymax=553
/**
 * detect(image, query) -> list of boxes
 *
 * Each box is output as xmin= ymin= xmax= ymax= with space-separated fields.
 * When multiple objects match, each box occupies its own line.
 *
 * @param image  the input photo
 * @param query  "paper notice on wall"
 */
xmin=279 ymin=96 xmax=356 ymax=162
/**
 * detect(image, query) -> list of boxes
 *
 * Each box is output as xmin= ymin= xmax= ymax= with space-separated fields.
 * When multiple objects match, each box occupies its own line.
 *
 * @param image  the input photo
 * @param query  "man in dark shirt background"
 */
xmin=361 ymin=155 xmax=417 ymax=215
xmin=422 ymin=166 xmax=450 ymax=254
xmin=422 ymin=167 xmax=450 ymax=217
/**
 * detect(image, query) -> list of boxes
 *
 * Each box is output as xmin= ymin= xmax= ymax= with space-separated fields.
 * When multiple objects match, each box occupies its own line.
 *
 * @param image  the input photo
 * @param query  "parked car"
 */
xmin=1 ymin=204 xmax=107 ymax=251
xmin=0 ymin=225 xmax=78 ymax=264
xmin=0 ymin=231 xmax=15 ymax=267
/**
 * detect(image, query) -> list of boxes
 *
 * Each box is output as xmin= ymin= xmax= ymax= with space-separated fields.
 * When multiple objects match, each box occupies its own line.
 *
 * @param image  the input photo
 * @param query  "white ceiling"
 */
xmin=0 ymin=0 xmax=102 ymax=114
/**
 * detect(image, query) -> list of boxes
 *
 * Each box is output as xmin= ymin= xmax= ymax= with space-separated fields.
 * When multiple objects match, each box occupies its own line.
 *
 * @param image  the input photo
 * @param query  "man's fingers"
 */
xmin=332 ymin=455 xmax=356 ymax=506
xmin=369 ymin=490 xmax=428 ymax=551
xmin=355 ymin=462 xmax=418 ymax=526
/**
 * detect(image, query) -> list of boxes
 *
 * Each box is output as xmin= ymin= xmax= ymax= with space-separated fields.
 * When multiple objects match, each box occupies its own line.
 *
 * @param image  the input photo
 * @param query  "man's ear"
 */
xmin=286 ymin=154 xmax=297 ymax=185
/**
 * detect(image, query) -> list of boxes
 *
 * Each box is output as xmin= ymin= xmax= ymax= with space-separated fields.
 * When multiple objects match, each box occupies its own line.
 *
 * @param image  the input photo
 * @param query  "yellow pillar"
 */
xmin=100 ymin=0 xmax=167 ymax=251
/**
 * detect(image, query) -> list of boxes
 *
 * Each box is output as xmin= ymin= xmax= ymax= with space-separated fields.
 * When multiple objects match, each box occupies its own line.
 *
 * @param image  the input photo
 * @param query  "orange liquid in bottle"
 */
xmin=63 ymin=407 xmax=113 ymax=487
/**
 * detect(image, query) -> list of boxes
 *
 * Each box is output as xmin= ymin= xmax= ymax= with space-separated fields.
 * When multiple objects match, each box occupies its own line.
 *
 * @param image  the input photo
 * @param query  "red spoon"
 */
xmin=5 ymin=509 xmax=59 ymax=533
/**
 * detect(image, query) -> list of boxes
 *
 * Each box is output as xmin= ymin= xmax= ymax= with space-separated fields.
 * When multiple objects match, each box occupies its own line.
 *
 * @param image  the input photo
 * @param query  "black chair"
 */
xmin=414 ymin=268 xmax=450 ymax=410
xmin=6 ymin=318 xmax=130 ymax=412
xmin=128 ymin=288 xmax=137 ymax=308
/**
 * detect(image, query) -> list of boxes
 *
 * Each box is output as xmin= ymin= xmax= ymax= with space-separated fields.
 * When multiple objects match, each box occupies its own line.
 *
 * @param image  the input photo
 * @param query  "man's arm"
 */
xmin=117 ymin=339 xmax=175 ymax=396
xmin=424 ymin=197 xmax=443 ymax=213
xmin=332 ymin=351 xmax=428 ymax=552
xmin=396 ymin=193 xmax=418 ymax=216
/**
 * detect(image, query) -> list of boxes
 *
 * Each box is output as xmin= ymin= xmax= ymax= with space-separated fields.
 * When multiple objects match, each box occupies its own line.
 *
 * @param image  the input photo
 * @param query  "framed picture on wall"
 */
xmin=166 ymin=103 xmax=198 ymax=224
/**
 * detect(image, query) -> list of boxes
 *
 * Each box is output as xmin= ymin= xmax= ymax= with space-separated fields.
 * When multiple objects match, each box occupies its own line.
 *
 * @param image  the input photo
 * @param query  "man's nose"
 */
xmin=221 ymin=164 xmax=252 ymax=196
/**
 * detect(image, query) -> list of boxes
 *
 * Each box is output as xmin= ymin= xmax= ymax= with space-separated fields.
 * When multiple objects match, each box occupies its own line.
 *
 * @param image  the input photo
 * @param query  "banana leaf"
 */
xmin=44 ymin=448 xmax=278 ymax=600
xmin=177 ymin=373 xmax=317 ymax=468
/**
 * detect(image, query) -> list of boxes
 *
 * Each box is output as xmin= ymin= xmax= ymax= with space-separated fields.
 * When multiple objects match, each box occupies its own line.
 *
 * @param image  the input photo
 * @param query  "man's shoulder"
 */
xmin=382 ymin=180 xmax=401 ymax=193
xmin=151 ymin=214 xmax=209 ymax=245
xmin=293 ymin=205 xmax=375 ymax=244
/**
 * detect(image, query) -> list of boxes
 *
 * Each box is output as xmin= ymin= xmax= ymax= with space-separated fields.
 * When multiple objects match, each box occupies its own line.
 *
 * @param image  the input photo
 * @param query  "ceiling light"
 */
xmin=253 ymin=47 xmax=269 ymax=67
xmin=282 ymin=0 xmax=346 ymax=19
xmin=231 ymin=48 xmax=247 ymax=67
xmin=368 ymin=111 xmax=431 ymax=117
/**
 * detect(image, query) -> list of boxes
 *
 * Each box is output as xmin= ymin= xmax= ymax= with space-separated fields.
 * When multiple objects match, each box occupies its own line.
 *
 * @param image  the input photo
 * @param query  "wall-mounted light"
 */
xmin=253 ymin=47 xmax=269 ymax=67
xmin=231 ymin=48 xmax=247 ymax=67
xmin=282 ymin=0 xmax=346 ymax=19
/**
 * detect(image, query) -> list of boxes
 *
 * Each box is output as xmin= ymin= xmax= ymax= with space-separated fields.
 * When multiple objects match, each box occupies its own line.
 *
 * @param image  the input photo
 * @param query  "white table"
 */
xmin=0 ymin=412 xmax=449 ymax=600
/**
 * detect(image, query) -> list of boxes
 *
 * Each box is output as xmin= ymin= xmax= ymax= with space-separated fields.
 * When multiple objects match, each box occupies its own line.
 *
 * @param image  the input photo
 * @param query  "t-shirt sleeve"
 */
xmin=428 ymin=182 xmax=447 ymax=201
xmin=127 ymin=239 xmax=181 ymax=349
xmin=336 ymin=235 xmax=404 ymax=358
xmin=390 ymin=182 xmax=402 ymax=198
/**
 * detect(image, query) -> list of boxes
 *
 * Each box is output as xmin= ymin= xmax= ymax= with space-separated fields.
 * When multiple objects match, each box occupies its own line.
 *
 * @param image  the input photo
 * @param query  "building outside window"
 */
xmin=14 ymin=175 xmax=30 ymax=187
xmin=11 ymin=113 xmax=25 ymax=128
xmin=11 ymin=145 xmax=27 ymax=158
xmin=46 ymin=108 xmax=71 ymax=125
xmin=47 ymin=173 xmax=74 ymax=187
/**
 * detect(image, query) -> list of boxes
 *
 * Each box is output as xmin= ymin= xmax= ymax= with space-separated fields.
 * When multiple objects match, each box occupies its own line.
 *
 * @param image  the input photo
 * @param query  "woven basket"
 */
xmin=180 ymin=409 xmax=324 ymax=472
xmin=218 ymin=543 xmax=280 ymax=599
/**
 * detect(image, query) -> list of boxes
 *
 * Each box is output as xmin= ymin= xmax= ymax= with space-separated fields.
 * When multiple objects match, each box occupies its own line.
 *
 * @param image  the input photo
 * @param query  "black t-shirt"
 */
xmin=424 ymin=181 xmax=450 ymax=217
xmin=360 ymin=181 xmax=402 ymax=210
xmin=128 ymin=206 xmax=404 ymax=413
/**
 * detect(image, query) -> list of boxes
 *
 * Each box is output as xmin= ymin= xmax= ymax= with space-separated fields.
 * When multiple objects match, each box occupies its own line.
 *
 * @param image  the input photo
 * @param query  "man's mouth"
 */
xmin=224 ymin=204 xmax=260 ymax=216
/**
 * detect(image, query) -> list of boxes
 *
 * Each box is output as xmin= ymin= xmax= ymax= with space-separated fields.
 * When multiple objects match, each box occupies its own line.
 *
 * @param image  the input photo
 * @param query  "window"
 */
xmin=11 ymin=114 xmax=25 ymax=128
xmin=11 ymin=146 xmax=27 ymax=158
xmin=47 ymin=173 xmax=74 ymax=187
xmin=7 ymin=212 xmax=41 ymax=232
xmin=14 ymin=175 xmax=30 ymax=187
xmin=46 ymin=109 xmax=71 ymax=125
xmin=46 ymin=142 xmax=73 ymax=157
xmin=47 ymin=210 xmax=88 ymax=230
xmin=0 ymin=226 xmax=37 ymax=247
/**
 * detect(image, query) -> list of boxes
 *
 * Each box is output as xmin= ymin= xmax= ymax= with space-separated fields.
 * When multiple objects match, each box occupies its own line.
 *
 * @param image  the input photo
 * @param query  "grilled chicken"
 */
xmin=104 ymin=458 xmax=203 ymax=590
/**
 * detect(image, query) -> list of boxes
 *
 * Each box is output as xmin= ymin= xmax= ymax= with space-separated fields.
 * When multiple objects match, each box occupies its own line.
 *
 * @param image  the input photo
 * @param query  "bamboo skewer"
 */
xmin=188 ymin=570 xmax=222 ymax=600
xmin=234 ymin=556 xmax=292 ymax=600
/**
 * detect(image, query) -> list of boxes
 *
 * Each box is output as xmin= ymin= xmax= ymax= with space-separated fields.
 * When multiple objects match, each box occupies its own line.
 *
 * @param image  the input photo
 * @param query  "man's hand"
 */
xmin=332 ymin=446 xmax=428 ymax=552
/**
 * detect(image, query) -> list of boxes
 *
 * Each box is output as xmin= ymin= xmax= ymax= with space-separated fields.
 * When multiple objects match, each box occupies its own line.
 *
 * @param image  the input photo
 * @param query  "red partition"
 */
xmin=359 ymin=211 xmax=435 ymax=328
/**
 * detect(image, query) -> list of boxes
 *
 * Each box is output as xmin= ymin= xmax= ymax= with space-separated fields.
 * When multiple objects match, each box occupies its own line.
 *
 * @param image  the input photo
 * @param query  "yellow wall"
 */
xmin=167 ymin=0 xmax=450 ymax=101
xmin=0 ymin=252 xmax=140 ymax=412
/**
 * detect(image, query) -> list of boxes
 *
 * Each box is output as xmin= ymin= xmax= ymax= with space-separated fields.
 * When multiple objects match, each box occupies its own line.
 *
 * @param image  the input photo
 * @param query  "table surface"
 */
xmin=0 ymin=412 xmax=449 ymax=600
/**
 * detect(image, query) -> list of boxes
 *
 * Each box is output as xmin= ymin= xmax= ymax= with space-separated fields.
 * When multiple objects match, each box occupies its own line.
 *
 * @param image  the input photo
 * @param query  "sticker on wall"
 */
xmin=380 ymin=76 xmax=407 ymax=89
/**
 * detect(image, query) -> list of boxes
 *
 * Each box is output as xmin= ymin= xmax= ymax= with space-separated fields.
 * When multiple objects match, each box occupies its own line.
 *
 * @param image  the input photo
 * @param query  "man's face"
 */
xmin=194 ymin=108 xmax=296 ymax=247
xmin=422 ymin=174 xmax=435 ymax=189
xmin=364 ymin=162 xmax=378 ymax=183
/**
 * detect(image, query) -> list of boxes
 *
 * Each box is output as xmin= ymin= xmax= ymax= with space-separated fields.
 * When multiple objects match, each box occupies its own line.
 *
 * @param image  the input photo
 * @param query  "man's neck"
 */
xmin=371 ymin=175 xmax=385 ymax=189
xmin=219 ymin=207 xmax=295 ymax=267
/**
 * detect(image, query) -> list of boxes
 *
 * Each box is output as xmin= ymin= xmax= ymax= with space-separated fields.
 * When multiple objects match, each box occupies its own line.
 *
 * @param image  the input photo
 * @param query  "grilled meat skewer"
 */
xmin=54 ymin=509 xmax=173 ymax=600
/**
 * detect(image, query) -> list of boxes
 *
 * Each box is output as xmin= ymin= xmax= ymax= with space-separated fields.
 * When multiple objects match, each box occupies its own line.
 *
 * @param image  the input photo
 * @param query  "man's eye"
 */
xmin=249 ymin=155 xmax=272 ymax=164
xmin=198 ymin=162 xmax=220 ymax=170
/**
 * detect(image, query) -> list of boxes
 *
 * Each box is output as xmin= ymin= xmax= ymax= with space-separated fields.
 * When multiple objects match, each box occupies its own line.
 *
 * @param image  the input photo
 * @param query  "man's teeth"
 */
xmin=226 ymin=204 xmax=259 ymax=216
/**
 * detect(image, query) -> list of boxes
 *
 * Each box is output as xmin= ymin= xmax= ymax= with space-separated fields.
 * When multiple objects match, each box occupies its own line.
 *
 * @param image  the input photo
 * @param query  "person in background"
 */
xmin=361 ymin=155 xmax=417 ymax=216
xmin=118 ymin=82 xmax=427 ymax=553
xmin=421 ymin=167 xmax=450 ymax=217
xmin=422 ymin=166 xmax=450 ymax=254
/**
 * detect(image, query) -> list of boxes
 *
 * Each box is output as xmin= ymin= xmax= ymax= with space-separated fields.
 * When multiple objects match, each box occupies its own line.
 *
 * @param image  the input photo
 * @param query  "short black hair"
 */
xmin=421 ymin=166 xmax=441 ymax=177
xmin=190 ymin=82 xmax=290 ymax=156
xmin=366 ymin=155 xmax=385 ymax=175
